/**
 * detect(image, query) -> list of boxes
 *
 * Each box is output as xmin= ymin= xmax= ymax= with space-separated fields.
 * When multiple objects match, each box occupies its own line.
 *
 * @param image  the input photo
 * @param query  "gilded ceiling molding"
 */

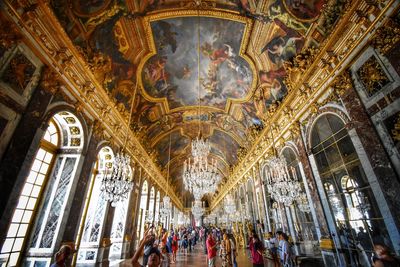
xmin=370 ymin=17 xmax=400 ymax=55
xmin=2 ymin=0 xmax=184 ymax=210
xmin=210 ymin=0 xmax=398 ymax=210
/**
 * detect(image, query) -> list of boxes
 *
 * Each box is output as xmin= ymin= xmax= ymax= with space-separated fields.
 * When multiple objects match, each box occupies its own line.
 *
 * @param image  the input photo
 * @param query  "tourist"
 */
xmin=266 ymin=232 xmax=279 ymax=267
xmin=249 ymin=230 xmax=265 ymax=267
xmin=229 ymin=233 xmax=238 ymax=267
xmin=171 ymin=233 xmax=178 ymax=263
xmin=50 ymin=244 xmax=73 ymax=267
xmin=143 ymin=231 xmax=156 ymax=266
xmin=206 ymin=232 xmax=219 ymax=267
xmin=220 ymin=233 xmax=233 ymax=267
xmin=132 ymin=228 xmax=162 ymax=267
xmin=372 ymin=243 xmax=400 ymax=267
xmin=278 ymin=232 xmax=293 ymax=267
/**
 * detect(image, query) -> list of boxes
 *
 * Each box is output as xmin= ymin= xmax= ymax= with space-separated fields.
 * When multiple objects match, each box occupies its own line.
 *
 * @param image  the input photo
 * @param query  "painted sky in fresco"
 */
xmin=142 ymin=17 xmax=253 ymax=110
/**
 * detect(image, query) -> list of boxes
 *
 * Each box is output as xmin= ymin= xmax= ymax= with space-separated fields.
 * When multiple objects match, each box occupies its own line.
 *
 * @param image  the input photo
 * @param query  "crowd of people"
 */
xmin=49 ymin=225 xmax=399 ymax=267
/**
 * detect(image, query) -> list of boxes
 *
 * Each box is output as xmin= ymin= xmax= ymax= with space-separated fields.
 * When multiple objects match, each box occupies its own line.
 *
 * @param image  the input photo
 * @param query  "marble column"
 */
xmin=295 ymin=133 xmax=330 ymax=238
xmin=0 ymin=84 xmax=52 ymax=244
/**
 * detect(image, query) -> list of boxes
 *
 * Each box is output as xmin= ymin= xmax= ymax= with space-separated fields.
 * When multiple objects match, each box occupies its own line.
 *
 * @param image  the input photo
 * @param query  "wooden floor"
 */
xmin=113 ymin=243 xmax=278 ymax=267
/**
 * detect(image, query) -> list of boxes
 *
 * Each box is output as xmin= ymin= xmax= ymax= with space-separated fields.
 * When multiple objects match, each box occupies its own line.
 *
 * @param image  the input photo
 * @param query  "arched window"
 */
xmin=77 ymin=146 xmax=113 ymax=264
xmin=310 ymin=113 xmax=392 ymax=265
xmin=281 ymin=147 xmax=317 ymax=245
xmin=138 ymin=181 xmax=148 ymax=241
xmin=110 ymin=165 xmax=133 ymax=260
xmin=0 ymin=111 xmax=84 ymax=266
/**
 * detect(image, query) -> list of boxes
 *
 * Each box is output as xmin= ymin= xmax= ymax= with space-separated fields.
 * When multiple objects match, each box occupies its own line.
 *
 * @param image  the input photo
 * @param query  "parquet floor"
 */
xmin=114 ymin=243 xmax=278 ymax=267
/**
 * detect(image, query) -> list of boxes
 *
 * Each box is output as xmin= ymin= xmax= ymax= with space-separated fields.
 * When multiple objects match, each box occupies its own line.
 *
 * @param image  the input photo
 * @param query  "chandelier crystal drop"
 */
xmin=101 ymin=152 xmax=133 ymax=207
xmin=191 ymin=199 xmax=204 ymax=219
xmin=224 ymin=194 xmax=236 ymax=214
xmin=183 ymin=155 xmax=221 ymax=198
xmin=160 ymin=195 xmax=171 ymax=218
xmin=297 ymin=192 xmax=311 ymax=213
xmin=265 ymin=156 xmax=302 ymax=206
xmin=191 ymin=136 xmax=211 ymax=160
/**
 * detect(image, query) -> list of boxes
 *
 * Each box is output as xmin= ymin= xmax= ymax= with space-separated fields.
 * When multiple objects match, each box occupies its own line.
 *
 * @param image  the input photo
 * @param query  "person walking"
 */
xmin=220 ymin=233 xmax=233 ymax=267
xmin=206 ymin=233 xmax=219 ymax=267
xmin=249 ymin=231 xmax=265 ymax=267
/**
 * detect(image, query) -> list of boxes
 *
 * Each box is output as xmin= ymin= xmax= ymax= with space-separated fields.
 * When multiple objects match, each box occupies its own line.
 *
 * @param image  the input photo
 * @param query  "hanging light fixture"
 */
xmin=101 ymin=84 xmax=138 ymax=207
xmin=264 ymin=126 xmax=302 ymax=206
xmin=182 ymin=11 xmax=222 ymax=199
xmin=297 ymin=192 xmax=311 ymax=213
xmin=160 ymin=133 xmax=172 ymax=219
xmin=191 ymin=199 xmax=204 ymax=219
xmin=224 ymin=193 xmax=236 ymax=214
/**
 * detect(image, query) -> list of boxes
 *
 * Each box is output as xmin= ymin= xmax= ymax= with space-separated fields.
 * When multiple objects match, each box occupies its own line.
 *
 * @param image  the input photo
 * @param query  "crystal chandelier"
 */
xmin=145 ymin=210 xmax=154 ymax=223
xmin=191 ymin=136 xmax=210 ymax=160
xmin=101 ymin=152 xmax=133 ymax=207
xmin=265 ymin=156 xmax=302 ymax=206
xmin=191 ymin=199 xmax=204 ymax=219
xmin=160 ymin=195 xmax=171 ymax=219
xmin=183 ymin=156 xmax=221 ymax=198
xmin=100 ymin=82 xmax=138 ymax=206
xmin=297 ymin=192 xmax=311 ymax=213
xmin=160 ymin=133 xmax=173 ymax=218
xmin=224 ymin=194 xmax=236 ymax=214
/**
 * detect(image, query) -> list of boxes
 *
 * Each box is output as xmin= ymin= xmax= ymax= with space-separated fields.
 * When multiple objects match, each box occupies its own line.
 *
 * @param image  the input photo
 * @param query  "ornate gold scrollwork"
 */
xmin=370 ymin=18 xmax=400 ymax=55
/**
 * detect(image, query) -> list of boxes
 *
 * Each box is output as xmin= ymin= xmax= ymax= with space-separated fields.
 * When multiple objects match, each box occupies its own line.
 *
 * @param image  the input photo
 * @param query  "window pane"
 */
xmin=12 ymin=238 xmax=24 ymax=251
xmin=44 ymin=153 xmax=53 ymax=164
xmin=35 ymin=174 xmax=45 ymax=186
xmin=31 ymin=160 xmax=41 ymax=172
xmin=39 ymin=163 xmax=49 ymax=174
xmin=36 ymin=149 xmax=45 ymax=161
xmin=16 ymin=196 xmax=28 ymax=209
xmin=27 ymin=172 xmax=37 ymax=184
xmin=17 ymin=224 xmax=28 ymax=237
xmin=26 ymin=197 xmax=36 ymax=210
xmin=315 ymin=152 xmax=329 ymax=173
xmin=1 ymin=238 xmax=14 ymax=253
xmin=31 ymin=186 xmax=41 ymax=198
xmin=21 ymin=210 xmax=32 ymax=223
xmin=21 ymin=183 xmax=33 ymax=196
xmin=325 ymin=145 xmax=342 ymax=166
xmin=316 ymin=116 xmax=332 ymax=142
xmin=9 ymin=252 xmax=19 ymax=266
xmin=11 ymin=210 xmax=24 ymax=223
xmin=327 ymin=114 xmax=344 ymax=133
xmin=7 ymin=224 xmax=18 ymax=238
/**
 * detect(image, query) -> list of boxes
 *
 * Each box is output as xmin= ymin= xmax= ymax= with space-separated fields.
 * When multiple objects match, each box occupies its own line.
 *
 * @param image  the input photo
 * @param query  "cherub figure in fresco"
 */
xmin=261 ymin=19 xmax=304 ymax=68
xmin=268 ymin=2 xmax=309 ymax=33
xmin=201 ymin=43 xmax=236 ymax=94
xmin=254 ymin=68 xmax=286 ymax=117
xmin=144 ymin=57 xmax=169 ymax=93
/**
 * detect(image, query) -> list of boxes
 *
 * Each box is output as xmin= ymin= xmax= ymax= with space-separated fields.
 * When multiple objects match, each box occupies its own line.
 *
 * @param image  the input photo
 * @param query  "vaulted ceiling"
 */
xmin=49 ymin=0 xmax=327 ymax=206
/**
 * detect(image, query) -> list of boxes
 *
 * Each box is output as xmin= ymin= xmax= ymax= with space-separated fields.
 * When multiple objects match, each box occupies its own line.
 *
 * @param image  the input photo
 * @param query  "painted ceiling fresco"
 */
xmin=50 ymin=0 xmax=326 ymax=204
xmin=141 ymin=17 xmax=253 ymax=110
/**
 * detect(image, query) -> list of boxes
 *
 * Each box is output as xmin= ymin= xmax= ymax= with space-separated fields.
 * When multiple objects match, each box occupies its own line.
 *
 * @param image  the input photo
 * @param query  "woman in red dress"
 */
xmin=171 ymin=233 xmax=179 ymax=263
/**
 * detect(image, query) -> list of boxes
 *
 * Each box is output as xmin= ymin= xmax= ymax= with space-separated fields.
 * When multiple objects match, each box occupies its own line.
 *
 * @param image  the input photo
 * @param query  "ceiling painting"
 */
xmin=48 ymin=0 xmax=327 ymax=205
xmin=139 ymin=14 xmax=256 ymax=111
xmin=153 ymin=130 xmax=191 ymax=166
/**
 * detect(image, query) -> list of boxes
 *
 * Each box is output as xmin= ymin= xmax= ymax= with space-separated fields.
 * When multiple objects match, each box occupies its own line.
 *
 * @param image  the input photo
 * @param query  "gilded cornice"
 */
xmin=2 ymin=0 xmax=183 ymax=210
xmin=210 ymin=0 xmax=398 ymax=210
